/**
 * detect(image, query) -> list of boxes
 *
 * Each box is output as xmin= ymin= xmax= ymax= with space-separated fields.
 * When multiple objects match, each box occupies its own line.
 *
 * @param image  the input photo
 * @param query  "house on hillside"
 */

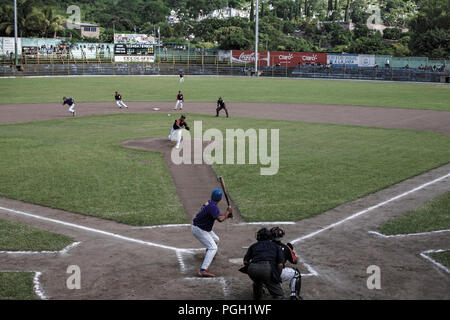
xmin=62 ymin=22 xmax=100 ymax=39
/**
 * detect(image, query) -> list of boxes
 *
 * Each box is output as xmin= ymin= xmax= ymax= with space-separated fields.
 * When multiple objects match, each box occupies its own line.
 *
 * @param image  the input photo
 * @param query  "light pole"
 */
xmin=14 ymin=0 xmax=18 ymax=65
xmin=254 ymin=0 xmax=259 ymax=76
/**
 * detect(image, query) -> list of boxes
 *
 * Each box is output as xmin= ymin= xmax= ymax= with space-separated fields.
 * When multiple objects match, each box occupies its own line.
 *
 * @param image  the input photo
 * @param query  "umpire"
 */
xmin=216 ymin=97 xmax=229 ymax=118
xmin=242 ymin=228 xmax=285 ymax=300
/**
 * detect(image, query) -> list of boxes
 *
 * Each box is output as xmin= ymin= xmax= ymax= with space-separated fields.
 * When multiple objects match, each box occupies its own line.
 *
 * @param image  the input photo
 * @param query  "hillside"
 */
xmin=0 ymin=0 xmax=448 ymax=58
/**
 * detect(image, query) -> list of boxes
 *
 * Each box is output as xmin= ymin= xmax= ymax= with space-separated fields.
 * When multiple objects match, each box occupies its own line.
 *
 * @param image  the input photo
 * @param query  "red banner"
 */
xmin=270 ymin=52 xmax=327 ymax=66
xmin=231 ymin=50 xmax=269 ymax=66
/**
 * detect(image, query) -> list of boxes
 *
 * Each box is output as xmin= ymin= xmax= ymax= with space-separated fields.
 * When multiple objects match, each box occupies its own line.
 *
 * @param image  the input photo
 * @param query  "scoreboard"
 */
xmin=114 ymin=33 xmax=155 ymax=62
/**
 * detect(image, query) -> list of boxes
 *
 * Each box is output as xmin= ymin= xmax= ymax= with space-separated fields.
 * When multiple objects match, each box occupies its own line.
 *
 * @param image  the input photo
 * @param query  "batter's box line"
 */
xmin=420 ymin=249 xmax=450 ymax=274
xmin=0 ymin=270 xmax=48 ymax=300
xmin=368 ymin=229 xmax=450 ymax=239
xmin=184 ymin=276 xmax=230 ymax=299
xmin=0 ymin=242 xmax=81 ymax=255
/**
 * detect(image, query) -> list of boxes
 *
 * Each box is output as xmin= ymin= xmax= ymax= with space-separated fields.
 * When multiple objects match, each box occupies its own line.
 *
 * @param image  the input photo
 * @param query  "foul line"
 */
xmin=291 ymin=173 xmax=450 ymax=244
xmin=368 ymin=229 xmax=450 ymax=239
xmin=0 ymin=206 xmax=201 ymax=253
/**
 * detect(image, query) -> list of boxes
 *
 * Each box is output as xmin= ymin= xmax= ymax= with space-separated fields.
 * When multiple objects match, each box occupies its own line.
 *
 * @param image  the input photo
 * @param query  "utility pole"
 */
xmin=255 ymin=0 xmax=259 ymax=76
xmin=14 ymin=0 xmax=18 ymax=66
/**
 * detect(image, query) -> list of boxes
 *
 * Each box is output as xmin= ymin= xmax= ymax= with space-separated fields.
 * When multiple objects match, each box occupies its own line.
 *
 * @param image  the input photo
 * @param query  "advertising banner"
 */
xmin=231 ymin=50 xmax=269 ymax=66
xmin=0 ymin=37 xmax=22 ymax=55
xmin=114 ymin=55 xmax=154 ymax=63
xmin=270 ymin=52 xmax=327 ymax=66
xmin=358 ymin=54 xmax=376 ymax=67
xmin=327 ymin=54 xmax=359 ymax=66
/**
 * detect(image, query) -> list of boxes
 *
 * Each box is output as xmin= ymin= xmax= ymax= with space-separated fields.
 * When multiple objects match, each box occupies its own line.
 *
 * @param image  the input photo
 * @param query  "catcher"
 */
xmin=168 ymin=114 xmax=189 ymax=149
xmin=216 ymin=97 xmax=229 ymax=118
xmin=270 ymin=227 xmax=303 ymax=300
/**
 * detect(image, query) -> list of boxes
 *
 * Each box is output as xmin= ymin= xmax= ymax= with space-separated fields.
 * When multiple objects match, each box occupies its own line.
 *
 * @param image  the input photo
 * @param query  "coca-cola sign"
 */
xmin=231 ymin=50 xmax=269 ymax=66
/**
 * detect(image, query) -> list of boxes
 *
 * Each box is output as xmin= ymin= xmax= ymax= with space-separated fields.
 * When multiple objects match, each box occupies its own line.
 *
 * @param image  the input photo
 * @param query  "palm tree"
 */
xmin=42 ymin=7 xmax=65 ymax=38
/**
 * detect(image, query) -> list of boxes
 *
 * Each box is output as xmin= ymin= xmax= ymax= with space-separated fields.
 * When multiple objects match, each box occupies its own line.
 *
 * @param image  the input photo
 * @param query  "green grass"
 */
xmin=0 ymin=272 xmax=37 ymax=300
xmin=429 ymin=251 xmax=450 ymax=269
xmin=0 ymin=218 xmax=74 ymax=251
xmin=0 ymin=113 xmax=449 ymax=224
xmin=379 ymin=191 xmax=450 ymax=235
xmin=0 ymin=76 xmax=449 ymax=111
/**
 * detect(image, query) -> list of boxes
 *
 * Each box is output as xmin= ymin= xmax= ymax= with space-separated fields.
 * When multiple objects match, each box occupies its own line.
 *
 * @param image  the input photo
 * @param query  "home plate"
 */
xmin=152 ymin=107 xmax=160 ymax=111
xmin=228 ymin=258 xmax=243 ymax=265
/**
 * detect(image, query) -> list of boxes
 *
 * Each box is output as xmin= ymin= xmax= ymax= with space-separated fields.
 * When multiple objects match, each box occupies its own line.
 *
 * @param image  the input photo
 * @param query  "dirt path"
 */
xmin=1 ymin=101 xmax=449 ymax=135
xmin=0 ymin=101 xmax=449 ymax=300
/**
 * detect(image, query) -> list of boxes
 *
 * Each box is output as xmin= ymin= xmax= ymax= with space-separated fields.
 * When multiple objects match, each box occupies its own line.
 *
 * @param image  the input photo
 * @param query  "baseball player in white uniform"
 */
xmin=168 ymin=115 xmax=190 ymax=149
xmin=174 ymin=91 xmax=184 ymax=111
xmin=63 ymin=97 xmax=76 ymax=117
xmin=114 ymin=91 xmax=128 ymax=108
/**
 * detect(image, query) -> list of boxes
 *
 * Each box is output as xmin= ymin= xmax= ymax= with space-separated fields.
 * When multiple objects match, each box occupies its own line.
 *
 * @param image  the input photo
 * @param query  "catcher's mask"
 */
xmin=270 ymin=227 xmax=285 ymax=241
xmin=256 ymin=228 xmax=272 ymax=241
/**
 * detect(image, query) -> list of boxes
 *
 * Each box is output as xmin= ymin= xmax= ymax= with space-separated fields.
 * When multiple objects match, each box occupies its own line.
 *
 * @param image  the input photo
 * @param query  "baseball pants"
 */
xmin=174 ymin=100 xmax=183 ymax=110
xmin=168 ymin=128 xmax=183 ymax=148
xmin=116 ymin=100 xmax=128 ymax=108
xmin=68 ymin=103 xmax=75 ymax=116
xmin=281 ymin=267 xmax=301 ymax=297
xmin=191 ymin=225 xmax=219 ymax=270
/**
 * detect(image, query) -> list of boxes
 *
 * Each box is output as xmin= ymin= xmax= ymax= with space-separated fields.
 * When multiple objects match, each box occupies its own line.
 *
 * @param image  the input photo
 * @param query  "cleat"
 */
xmin=198 ymin=269 xmax=215 ymax=277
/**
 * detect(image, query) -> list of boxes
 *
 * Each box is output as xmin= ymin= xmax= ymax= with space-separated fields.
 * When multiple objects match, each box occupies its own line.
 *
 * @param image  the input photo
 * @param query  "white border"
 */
xmin=0 ymin=242 xmax=81 ymax=255
xmin=368 ymin=229 xmax=450 ymax=238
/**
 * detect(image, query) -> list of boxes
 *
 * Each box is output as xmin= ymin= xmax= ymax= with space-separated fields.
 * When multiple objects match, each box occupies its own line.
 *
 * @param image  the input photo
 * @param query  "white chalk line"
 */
xmin=368 ymin=229 xmax=450 ymax=239
xmin=290 ymin=172 xmax=450 ymax=244
xmin=33 ymin=271 xmax=48 ymax=300
xmin=420 ymin=249 xmax=450 ymax=274
xmin=0 ymin=206 xmax=202 ymax=254
xmin=0 ymin=242 xmax=81 ymax=255
xmin=184 ymin=276 xmax=230 ymax=298
xmin=0 ymin=270 xmax=48 ymax=300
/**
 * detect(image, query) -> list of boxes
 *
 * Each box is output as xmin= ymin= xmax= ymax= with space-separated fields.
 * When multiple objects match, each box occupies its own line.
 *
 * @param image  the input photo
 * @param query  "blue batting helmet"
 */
xmin=211 ymin=189 xmax=223 ymax=201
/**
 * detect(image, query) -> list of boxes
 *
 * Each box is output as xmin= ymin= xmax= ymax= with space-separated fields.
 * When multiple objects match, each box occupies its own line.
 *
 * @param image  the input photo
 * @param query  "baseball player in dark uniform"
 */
xmin=271 ymin=227 xmax=303 ymax=300
xmin=62 ymin=96 xmax=76 ymax=117
xmin=114 ymin=91 xmax=128 ymax=109
xmin=216 ymin=97 xmax=229 ymax=118
xmin=168 ymin=115 xmax=190 ymax=149
xmin=192 ymin=189 xmax=233 ymax=277
xmin=179 ymin=72 xmax=184 ymax=83
xmin=242 ymin=228 xmax=285 ymax=300
xmin=174 ymin=91 xmax=184 ymax=111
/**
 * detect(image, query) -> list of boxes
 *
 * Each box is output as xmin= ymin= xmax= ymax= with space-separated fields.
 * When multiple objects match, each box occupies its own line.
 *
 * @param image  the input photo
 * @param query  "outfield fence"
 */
xmin=2 ymin=62 xmax=448 ymax=83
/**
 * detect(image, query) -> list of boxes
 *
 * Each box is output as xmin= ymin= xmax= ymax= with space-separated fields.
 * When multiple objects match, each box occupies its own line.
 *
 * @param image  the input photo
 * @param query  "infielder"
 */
xmin=216 ymin=97 xmax=229 ymax=118
xmin=62 ymin=96 xmax=76 ymax=117
xmin=174 ymin=91 xmax=184 ymax=111
xmin=270 ymin=227 xmax=302 ymax=300
xmin=192 ymin=189 xmax=233 ymax=277
xmin=114 ymin=91 xmax=128 ymax=108
xmin=168 ymin=115 xmax=190 ymax=149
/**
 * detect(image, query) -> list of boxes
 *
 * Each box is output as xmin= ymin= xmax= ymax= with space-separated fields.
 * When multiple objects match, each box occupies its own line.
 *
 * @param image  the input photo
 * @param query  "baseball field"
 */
xmin=0 ymin=75 xmax=449 ymax=300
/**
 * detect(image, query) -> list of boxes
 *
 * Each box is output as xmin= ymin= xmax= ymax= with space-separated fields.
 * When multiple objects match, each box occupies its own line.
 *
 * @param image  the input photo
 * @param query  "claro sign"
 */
xmin=270 ymin=52 xmax=327 ymax=66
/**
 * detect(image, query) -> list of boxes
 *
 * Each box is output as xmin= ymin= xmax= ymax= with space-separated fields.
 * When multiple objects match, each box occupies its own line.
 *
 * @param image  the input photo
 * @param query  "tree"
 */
xmin=215 ymin=26 xmax=251 ymax=49
xmin=408 ymin=0 xmax=449 ymax=58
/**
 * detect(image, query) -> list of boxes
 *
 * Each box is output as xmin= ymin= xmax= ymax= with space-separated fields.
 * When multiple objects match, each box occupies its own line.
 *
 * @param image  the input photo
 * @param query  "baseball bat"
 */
xmin=218 ymin=176 xmax=232 ymax=218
